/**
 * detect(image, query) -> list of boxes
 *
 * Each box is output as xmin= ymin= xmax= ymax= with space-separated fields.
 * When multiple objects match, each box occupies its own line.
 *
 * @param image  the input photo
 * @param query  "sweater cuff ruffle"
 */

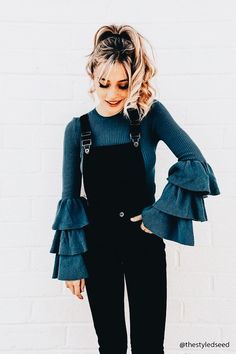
xmin=50 ymin=196 xmax=89 ymax=280
xmin=52 ymin=196 xmax=89 ymax=230
xmin=141 ymin=160 xmax=220 ymax=246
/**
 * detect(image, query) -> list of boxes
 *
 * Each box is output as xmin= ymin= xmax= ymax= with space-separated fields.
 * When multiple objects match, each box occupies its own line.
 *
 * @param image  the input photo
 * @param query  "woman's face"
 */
xmin=93 ymin=61 xmax=129 ymax=116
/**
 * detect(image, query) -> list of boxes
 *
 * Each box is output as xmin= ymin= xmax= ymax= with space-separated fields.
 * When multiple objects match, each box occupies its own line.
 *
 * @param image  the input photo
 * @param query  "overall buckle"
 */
xmin=81 ymin=132 xmax=92 ymax=154
xmin=130 ymin=132 xmax=141 ymax=147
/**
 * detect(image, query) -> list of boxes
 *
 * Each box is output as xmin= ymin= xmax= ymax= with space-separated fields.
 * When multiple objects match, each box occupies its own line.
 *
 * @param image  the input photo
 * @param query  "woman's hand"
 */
xmin=65 ymin=279 xmax=85 ymax=300
xmin=130 ymin=214 xmax=153 ymax=234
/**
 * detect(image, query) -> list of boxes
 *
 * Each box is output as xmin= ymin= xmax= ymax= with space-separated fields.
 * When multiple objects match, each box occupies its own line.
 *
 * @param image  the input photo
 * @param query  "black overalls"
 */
xmin=80 ymin=110 xmax=167 ymax=354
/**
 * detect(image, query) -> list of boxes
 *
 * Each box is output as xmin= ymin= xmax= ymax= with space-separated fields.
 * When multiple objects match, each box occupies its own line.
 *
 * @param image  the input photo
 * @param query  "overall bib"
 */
xmin=80 ymin=110 xmax=167 ymax=354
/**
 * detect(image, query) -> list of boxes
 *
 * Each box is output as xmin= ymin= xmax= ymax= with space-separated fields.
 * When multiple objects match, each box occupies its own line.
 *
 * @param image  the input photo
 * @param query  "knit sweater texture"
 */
xmin=49 ymin=99 xmax=220 ymax=280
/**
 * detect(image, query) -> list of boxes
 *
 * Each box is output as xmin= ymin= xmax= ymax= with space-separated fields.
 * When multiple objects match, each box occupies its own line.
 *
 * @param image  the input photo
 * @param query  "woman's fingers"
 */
xmin=129 ymin=215 xmax=153 ymax=233
xmin=80 ymin=278 xmax=85 ymax=292
xmin=130 ymin=214 xmax=142 ymax=222
xmin=140 ymin=222 xmax=153 ymax=234
xmin=74 ymin=280 xmax=84 ymax=299
xmin=65 ymin=280 xmax=85 ymax=300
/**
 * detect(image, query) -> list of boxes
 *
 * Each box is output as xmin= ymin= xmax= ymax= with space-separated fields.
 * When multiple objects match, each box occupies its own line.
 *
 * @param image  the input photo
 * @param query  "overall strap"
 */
xmin=80 ymin=113 xmax=92 ymax=154
xmin=127 ymin=108 xmax=141 ymax=147
xmin=80 ymin=109 xmax=141 ymax=154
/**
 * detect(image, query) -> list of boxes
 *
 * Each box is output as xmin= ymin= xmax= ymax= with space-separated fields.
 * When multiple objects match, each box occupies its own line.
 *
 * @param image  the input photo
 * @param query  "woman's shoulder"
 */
xmin=148 ymin=98 xmax=168 ymax=115
xmin=67 ymin=109 xmax=96 ymax=145
xmin=147 ymin=98 xmax=177 ymax=126
xmin=62 ymin=115 xmax=85 ymax=148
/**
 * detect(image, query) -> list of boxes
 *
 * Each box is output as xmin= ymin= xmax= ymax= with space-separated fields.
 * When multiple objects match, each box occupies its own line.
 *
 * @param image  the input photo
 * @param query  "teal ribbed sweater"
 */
xmin=49 ymin=99 xmax=220 ymax=281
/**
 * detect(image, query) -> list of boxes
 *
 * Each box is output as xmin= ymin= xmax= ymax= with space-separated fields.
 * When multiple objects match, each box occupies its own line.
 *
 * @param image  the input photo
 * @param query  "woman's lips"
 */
xmin=106 ymin=100 xmax=122 ymax=107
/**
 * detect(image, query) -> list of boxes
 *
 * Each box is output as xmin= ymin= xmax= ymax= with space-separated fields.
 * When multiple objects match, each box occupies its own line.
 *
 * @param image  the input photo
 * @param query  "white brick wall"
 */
xmin=0 ymin=0 xmax=235 ymax=352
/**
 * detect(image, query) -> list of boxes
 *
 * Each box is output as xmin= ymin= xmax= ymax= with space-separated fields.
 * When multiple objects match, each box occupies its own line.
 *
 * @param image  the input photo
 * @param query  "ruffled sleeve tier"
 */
xmin=142 ymin=159 xmax=220 ymax=246
xmin=50 ymin=196 xmax=89 ymax=280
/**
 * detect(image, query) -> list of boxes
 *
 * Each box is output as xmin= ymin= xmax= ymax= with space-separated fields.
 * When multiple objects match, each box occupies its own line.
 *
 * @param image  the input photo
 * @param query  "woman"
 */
xmin=49 ymin=24 xmax=220 ymax=354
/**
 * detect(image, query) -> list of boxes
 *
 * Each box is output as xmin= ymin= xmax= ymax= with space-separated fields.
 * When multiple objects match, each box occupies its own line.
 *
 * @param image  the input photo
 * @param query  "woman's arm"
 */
xmin=49 ymin=118 xmax=90 ymax=280
xmin=141 ymin=100 xmax=220 ymax=246
xmin=151 ymin=100 xmax=207 ymax=162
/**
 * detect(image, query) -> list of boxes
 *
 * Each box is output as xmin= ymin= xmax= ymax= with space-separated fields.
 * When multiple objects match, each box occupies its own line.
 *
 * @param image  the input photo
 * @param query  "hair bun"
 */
xmin=99 ymin=31 xmax=131 ymax=43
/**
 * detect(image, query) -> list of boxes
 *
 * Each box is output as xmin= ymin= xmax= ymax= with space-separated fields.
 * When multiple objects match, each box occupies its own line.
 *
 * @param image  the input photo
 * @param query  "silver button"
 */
xmin=119 ymin=211 xmax=125 ymax=217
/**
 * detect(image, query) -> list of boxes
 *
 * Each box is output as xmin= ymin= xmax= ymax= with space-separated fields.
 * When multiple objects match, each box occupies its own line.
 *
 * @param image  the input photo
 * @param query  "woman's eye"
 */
xmin=98 ymin=83 xmax=128 ymax=90
xmin=99 ymin=83 xmax=109 ymax=88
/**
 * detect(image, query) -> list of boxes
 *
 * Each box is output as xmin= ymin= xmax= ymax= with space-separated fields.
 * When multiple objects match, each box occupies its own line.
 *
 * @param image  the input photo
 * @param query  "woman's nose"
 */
xmin=106 ymin=88 xmax=119 ymax=99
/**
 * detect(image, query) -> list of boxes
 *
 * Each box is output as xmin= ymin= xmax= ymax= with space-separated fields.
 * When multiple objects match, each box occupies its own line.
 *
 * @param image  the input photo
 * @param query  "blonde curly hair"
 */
xmin=85 ymin=24 xmax=158 ymax=120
